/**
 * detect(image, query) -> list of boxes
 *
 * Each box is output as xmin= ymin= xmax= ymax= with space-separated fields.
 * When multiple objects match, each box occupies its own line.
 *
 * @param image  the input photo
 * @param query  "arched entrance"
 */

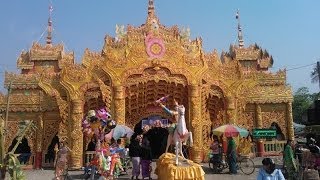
xmin=44 ymin=135 xmax=59 ymax=167
xmin=201 ymin=85 xmax=226 ymax=149
xmin=8 ymin=137 xmax=31 ymax=165
xmin=125 ymin=79 xmax=189 ymax=128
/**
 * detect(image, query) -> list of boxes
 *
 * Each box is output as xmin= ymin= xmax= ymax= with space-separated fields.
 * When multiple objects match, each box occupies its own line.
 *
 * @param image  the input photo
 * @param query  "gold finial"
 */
xmin=148 ymin=0 xmax=155 ymax=17
xmin=236 ymin=9 xmax=244 ymax=48
xmin=46 ymin=3 xmax=53 ymax=45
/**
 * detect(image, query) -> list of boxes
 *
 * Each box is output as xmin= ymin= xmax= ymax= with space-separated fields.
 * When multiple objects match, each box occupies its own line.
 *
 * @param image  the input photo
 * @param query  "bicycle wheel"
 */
xmin=239 ymin=157 xmax=255 ymax=175
xmin=208 ymin=159 xmax=224 ymax=173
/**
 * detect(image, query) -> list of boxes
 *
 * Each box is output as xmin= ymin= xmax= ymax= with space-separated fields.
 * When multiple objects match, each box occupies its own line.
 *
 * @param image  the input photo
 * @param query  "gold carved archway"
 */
xmin=124 ymin=67 xmax=189 ymax=128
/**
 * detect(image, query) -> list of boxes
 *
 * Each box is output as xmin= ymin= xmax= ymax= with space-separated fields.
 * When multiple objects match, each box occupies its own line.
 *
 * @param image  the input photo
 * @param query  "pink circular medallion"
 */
xmin=145 ymin=34 xmax=165 ymax=59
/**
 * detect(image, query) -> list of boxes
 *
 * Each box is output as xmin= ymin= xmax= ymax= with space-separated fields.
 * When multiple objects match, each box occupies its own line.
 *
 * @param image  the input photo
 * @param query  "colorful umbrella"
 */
xmin=212 ymin=124 xmax=249 ymax=137
xmin=105 ymin=125 xmax=134 ymax=140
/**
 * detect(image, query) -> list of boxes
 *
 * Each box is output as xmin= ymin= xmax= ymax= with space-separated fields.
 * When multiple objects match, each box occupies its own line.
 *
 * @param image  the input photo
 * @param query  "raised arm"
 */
xmin=158 ymin=102 xmax=176 ymax=116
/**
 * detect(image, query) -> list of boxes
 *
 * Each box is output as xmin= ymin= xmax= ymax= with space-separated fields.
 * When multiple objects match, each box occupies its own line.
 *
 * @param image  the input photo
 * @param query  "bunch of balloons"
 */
xmin=82 ymin=107 xmax=116 ymax=141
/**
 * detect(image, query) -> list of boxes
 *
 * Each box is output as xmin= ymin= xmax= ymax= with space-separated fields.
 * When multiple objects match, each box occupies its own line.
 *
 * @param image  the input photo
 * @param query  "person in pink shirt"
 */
xmin=210 ymin=135 xmax=221 ymax=164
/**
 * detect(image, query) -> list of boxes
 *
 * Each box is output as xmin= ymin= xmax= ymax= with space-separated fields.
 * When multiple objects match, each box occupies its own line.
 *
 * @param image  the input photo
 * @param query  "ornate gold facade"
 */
xmin=0 ymin=1 xmax=293 ymax=169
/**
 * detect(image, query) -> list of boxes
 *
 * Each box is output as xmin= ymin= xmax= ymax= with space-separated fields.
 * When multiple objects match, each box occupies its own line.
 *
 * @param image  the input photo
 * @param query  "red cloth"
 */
xmin=90 ymin=157 xmax=99 ymax=166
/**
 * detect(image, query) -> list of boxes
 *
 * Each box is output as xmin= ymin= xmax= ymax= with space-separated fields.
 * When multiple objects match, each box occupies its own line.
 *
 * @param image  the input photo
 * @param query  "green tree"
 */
xmin=292 ymin=87 xmax=313 ymax=123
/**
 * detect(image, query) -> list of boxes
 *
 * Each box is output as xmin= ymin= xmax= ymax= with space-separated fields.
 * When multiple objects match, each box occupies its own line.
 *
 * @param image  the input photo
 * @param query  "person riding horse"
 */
xmin=156 ymin=97 xmax=193 ymax=165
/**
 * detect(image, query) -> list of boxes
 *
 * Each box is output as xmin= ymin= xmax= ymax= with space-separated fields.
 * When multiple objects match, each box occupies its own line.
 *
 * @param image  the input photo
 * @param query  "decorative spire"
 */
xmin=148 ymin=0 xmax=155 ymax=18
xmin=46 ymin=4 xmax=53 ymax=45
xmin=236 ymin=9 xmax=244 ymax=48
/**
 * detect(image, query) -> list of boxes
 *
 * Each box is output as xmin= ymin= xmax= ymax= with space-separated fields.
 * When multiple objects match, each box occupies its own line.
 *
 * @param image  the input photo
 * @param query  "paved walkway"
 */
xmin=5 ymin=156 xmax=283 ymax=180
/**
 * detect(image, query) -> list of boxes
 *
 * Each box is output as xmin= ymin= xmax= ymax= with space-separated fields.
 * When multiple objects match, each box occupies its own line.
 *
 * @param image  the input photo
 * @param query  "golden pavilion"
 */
xmin=0 ymin=1 xmax=294 ymax=169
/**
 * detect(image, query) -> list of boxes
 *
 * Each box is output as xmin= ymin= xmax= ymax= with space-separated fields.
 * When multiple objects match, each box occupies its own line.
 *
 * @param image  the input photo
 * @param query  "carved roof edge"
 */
xmin=0 ymin=105 xmax=41 ymax=112
xmin=225 ymin=44 xmax=273 ymax=66
xmin=103 ymin=22 xmax=202 ymax=54
xmin=31 ymin=42 xmax=64 ymax=52
xmin=82 ymin=48 xmax=103 ymax=68
xmin=58 ymin=51 xmax=75 ymax=68
xmin=246 ymin=96 xmax=293 ymax=104
xmin=4 ymin=72 xmax=40 ymax=89
xmin=17 ymin=51 xmax=34 ymax=69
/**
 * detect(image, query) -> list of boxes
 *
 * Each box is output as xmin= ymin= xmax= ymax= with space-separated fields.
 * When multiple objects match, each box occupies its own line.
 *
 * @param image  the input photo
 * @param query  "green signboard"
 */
xmin=252 ymin=129 xmax=277 ymax=139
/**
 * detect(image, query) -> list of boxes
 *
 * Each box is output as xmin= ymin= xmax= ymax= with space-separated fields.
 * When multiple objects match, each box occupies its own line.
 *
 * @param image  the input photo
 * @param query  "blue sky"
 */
xmin=0 ymin=0 xmax=319 ymax=93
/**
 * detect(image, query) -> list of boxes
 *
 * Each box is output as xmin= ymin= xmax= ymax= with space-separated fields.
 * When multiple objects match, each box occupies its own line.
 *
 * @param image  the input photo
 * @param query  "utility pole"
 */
xmin=317 ymin=61 xmax=320 ymax=90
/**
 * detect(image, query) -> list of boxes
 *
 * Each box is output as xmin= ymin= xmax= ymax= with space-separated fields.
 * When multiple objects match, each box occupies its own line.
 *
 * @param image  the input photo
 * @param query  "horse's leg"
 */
xmin=175 ymin=141 xmax=179 ymax=166
xmin=179 ymin=140 xmax=185 ymax=160
xmin=165 ymin=134 xmax=172 ymax=153
xmin=189 ymin=132 xmax=193 ymax=147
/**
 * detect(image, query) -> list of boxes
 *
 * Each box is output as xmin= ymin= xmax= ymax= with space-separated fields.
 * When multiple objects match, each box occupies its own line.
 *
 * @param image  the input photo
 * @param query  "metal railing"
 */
xmin=84 ymin=151 xmax=95 ymax=164
xmin=264 ymin=140 xmax=286 ymax=154
xmin=251 ymin=140 xmax=286 ymax=156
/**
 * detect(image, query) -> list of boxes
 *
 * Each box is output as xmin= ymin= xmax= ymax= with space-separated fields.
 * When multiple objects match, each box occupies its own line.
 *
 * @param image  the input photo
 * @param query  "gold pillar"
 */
xmin=189 ymin=85 xmax=203 ymax=163
xmin=113 ymin=86 xmax=125 ymax=125
xmin=227 ymin=96 xmax=236 ymax=124
xmin=286 ymin=102 xmax=294 ymax=141
xmin=69 ymin=99 xmax=84 ymax=169
xmin=35 ymin=114 xmax=43 ymax=169
xmin=35 ymin=114 xmax=43 ymax=153
xmin=255 ymin=103 xmax=262 ymax=128
xmin=255 ymin=103 xmax=264 ymax=156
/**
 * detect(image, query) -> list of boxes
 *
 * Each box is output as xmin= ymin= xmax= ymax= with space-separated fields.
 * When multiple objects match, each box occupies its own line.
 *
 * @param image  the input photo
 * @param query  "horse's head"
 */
xmin=176 ymin=105 xmax=185 ymax=115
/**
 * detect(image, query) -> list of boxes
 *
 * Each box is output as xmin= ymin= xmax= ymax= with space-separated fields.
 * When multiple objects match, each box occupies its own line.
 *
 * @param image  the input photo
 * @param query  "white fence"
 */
xmin=251 ymin=140 xmax=286 ymax=156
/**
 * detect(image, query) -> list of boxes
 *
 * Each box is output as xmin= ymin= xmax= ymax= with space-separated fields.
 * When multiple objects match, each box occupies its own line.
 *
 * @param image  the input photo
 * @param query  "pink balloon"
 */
xmin=96 ymin=107 xmax=111 ymax=120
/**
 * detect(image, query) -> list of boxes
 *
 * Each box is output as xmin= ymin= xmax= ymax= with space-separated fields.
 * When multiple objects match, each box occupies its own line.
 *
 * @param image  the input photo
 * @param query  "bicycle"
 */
xmin=208 ymin=153 xmax=255 ymax=175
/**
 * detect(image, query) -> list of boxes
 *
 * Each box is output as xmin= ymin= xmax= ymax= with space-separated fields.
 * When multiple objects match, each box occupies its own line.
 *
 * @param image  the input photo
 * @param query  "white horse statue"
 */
xmin=158 ymin=98 xmax=193 ymax=165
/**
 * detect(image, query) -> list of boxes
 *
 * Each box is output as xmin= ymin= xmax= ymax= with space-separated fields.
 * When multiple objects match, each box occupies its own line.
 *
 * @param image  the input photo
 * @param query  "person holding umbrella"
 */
xmin=227 ymin=137 xmax=237 ymax=174
xmin=211 ymin=124 xmax=249 ymax=174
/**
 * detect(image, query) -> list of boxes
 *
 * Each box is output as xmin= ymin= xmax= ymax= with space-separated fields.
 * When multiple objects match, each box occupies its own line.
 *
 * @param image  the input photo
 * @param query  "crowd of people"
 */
xmin=52 ymin=96 xmax=320 ymax=180
xmin=208 ymin=133 xmax=320 ymax=179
